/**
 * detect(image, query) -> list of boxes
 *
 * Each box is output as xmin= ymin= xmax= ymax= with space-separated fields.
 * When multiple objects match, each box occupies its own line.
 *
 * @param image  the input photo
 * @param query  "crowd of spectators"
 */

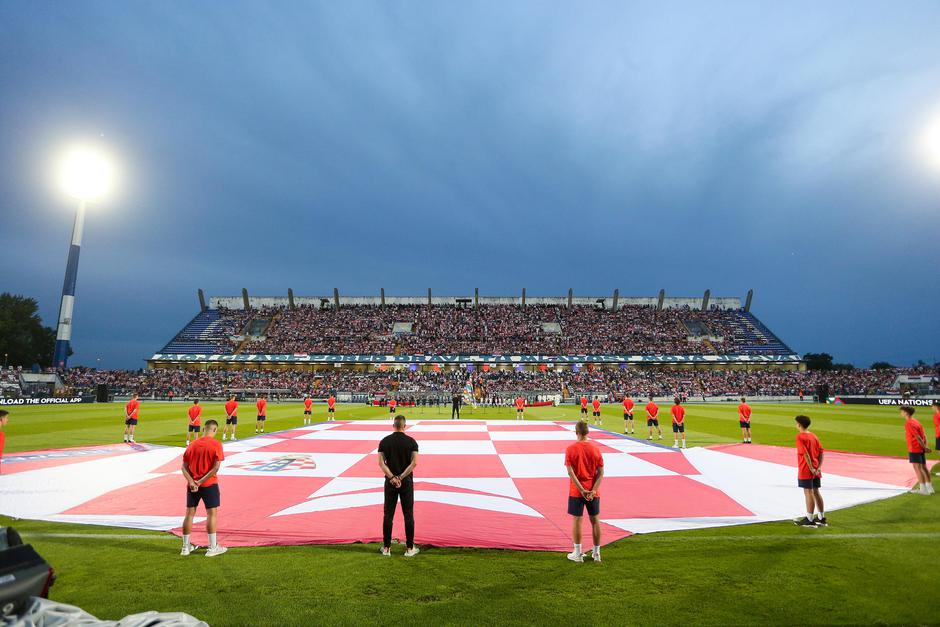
xmin=181 ymin=304 xmax=789 ymax=356
xmin=247 ymin=305 xmax=414 ymax=354
xmin=0 ymin=366 xmax=21 ymax=394
xmin=59 ymin=365 xmax=936 ymax=400
xmin=400 ymin=305 xmax=563 ymax=354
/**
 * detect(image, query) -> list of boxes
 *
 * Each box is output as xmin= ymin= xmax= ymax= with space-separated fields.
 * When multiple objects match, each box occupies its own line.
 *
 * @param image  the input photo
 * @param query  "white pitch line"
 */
xmin=631 ymin=532 xmax=940 ymax=543
xmin=26 ymin=533 xmax=177 ymax=540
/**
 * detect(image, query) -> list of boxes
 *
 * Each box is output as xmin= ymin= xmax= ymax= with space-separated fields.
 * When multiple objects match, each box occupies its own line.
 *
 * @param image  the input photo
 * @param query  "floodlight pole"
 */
xmin=53 ymin=200 xmax=86 ymax=369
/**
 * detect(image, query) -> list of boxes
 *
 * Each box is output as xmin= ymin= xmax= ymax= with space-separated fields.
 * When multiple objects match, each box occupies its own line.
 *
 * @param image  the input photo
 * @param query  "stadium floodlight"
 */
xmin=52 ymin=143 xmax=117 ymax=369
xmin=58 ymin=144 xmax=115 ymax=202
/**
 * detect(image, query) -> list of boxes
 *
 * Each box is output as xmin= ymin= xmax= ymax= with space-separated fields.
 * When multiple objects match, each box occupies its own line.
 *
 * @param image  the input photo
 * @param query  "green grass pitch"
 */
xmin=2 ymin=401 xmax=938 ymax=625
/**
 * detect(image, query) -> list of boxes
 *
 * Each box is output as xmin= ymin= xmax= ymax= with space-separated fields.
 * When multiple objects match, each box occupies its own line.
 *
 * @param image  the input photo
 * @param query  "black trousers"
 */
xmin=452 ymin=403 xmax=460 ymax=419
xmin=383 ymin=478 xmax=415 ymax=548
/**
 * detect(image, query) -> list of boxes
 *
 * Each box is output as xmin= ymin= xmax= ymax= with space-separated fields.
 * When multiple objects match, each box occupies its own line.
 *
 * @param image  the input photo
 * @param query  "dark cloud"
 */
xmin=1 ymin=1 xmax=938 ymax=368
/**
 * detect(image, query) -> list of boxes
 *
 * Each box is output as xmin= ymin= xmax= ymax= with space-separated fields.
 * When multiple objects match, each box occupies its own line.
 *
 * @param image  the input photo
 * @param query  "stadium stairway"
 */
xmin=737 ymin=311 xmax=794 ymax=355
xmin=161 ymin=310 xmax=228 ymax=354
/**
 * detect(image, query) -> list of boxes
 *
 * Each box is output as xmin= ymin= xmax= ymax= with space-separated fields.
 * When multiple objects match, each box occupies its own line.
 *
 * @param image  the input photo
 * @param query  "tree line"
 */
xmin=0 ymin=293 xmax=60 ymax=369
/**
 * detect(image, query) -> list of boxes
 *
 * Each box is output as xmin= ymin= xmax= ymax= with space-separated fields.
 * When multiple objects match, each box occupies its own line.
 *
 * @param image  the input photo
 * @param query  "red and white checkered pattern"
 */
xmin=0 ymin=420 xmax=923 ymax=550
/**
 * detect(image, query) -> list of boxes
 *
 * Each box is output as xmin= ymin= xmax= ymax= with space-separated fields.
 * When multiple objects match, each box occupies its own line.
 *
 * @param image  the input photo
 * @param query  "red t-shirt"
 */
xmin=256 ymin=398 xmax=267 ymax=416
xmin=328 ymin=396 xmax=336 ymax=409
xmin=580 ymin=397 xmax=588 ymax=408
xmin=796 ymin=431 xmax=823 ymax=480
xmin=646 ymin=402 xmax=658 ymax=418
xmin=187 ymin=405 xmax=202 ymax=426
xmin=224 ymin=400 xmax=238 ymax=417
xmin=592 ymin=399 xmax=601 ymax=411
xmin=738 ymin=403 xmax=752 ymax=421
xmin=515 ymin=398 xmax=525 ymax=410
xmin=304 ymin=398 xmax=312 ymax=410
xmin=905 ymin=418 xmax=927 ymax=453
xmin=183 ymin=436 xmax=224 ymax=487
xmin=622 ymin=398 xmax=634 ymax=413
xmin=671 ymin=405 xmax=685 ymax=424
xmin=126 ymin=399 xmax=139 ymax=419
xmin=564 ymin=440 xmax=604 ymax=498
xmin=389 ymin=399 xmax=397 ymax=408
xmin=933 ymin=410 xmax=940 ymax=438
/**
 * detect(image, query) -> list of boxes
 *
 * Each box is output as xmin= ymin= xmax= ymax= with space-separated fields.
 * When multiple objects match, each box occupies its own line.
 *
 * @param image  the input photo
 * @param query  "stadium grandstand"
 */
xmin=150 ymin=289 xmax=798 ymax=366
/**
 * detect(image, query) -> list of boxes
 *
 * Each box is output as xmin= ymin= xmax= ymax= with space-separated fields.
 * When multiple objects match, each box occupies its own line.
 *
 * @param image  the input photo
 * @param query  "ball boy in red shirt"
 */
xmin=564 ymin=421 xmax=604 ymax=563
xmin=622 ymin=396 xmax=635 ymax=434
xmin=794 ymin=415 xmax=825 ymax=527
xmin=902 ymin=406 xmax=933 ymax=495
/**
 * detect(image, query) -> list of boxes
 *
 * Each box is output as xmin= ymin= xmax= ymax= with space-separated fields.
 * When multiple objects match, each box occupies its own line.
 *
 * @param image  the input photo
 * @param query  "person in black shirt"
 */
xmin=377 ymin=414 xmax=419 ymax=556
xmin=451 ymin=392 xmax=461 ymax=420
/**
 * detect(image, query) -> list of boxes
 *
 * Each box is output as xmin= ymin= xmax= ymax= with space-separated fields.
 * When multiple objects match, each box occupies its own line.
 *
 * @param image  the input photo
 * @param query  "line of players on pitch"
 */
xmin=125 ymin=392 xmax=751 ymax=450
xmin=120 ymin=393 xmax=338 ymax=446
xmin=577 ymin=395 xmax=753 ymax=449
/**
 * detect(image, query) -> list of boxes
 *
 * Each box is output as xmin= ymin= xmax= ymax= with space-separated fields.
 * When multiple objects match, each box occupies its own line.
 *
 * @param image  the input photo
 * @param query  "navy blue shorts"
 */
xmin=624 ymin=413 xmax=633 ymax=420
xmin=580 ymin=407 xmax=588 ymax=414
xmin=739 ymin=421 xmax=751 ymax=429
xmin=304 ymin=410 xmax=311 ymax=415
xmin=567 ymin=495 xmax=600 ymax=517
xmin=592 ymin=411 xmax=600 ymax=417
xmin=125 ymin=418 xmax=138 ymax=426
xmin=672 ymin=423 xmax=685 ymax=433
xmin=647 ymin=418 xmax=659 ymax=427
xmin=389 ymin=407 xmax=395 ymax=413
xmin=188 ymin=425 xmax=201 ymax=433
xmin=798 ymin=478 xmax=821 ymax=489
xmin=257 ymin=415 xmax=266 ymax=421
xmin=909 ymin=452 xmax=926 ymax=465
xmin=186 ymin=484 xmax=220 ymax=509
xmin=226 ymin=417 xmax=237 ymax=425
xmin=936 ymin=437 xmax=940 ymax=451
xmin=328 ymin=407 xmax=335 ymax=413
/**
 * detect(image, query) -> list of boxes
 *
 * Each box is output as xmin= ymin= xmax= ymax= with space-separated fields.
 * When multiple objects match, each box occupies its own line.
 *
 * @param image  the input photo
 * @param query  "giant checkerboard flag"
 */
xmin=0 ymin=420 xmax=920 ymax=549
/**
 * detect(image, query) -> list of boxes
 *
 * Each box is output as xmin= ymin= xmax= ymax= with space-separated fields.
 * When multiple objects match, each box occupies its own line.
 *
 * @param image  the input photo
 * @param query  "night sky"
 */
xmin=1 ymin=2 xmax=938 ymax=369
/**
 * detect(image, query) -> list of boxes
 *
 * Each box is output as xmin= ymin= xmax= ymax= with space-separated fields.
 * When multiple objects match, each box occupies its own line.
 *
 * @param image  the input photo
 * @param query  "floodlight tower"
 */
xmin=53 ymin=145 xmax=114 ymax=369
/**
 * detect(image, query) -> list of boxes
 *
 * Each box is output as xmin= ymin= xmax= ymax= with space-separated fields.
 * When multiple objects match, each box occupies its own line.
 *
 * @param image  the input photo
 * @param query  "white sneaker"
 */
xmin=231 ymin=436 xmax=237 ymax=441
xmin=566 ymin=551 xmax=584 ymax=563
xmin=129 ymin=438 xmax=136 ymax=443
xmin=591 ymin=552 xmax=601 ymax=563
xmin=180 ymin=543 xmax=199 ymax=556
xmin=403 ymin=547 xmax=420 ymax=557
xmin=380 ymin=547 xmax=391 ymax=557
xmin=222 ymin=435 xmax=228 ymax=441
xmin=205 ymin=545 xmax=228 ymax=557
